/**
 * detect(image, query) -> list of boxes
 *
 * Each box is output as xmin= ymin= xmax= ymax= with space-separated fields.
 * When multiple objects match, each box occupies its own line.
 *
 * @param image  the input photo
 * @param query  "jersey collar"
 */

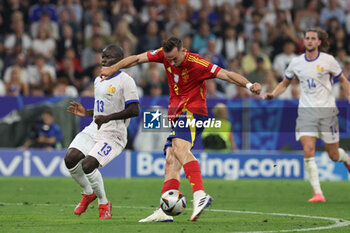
xmin=104 ymin=71 xmax=122 ymax=80
xmin=304 ymin=52 xmax=320 ymax=62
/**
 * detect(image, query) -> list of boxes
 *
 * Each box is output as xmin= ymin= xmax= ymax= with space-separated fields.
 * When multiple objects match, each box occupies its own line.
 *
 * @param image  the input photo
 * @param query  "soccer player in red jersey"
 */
xmin=101 ymin=37 xmax=261 ymax=222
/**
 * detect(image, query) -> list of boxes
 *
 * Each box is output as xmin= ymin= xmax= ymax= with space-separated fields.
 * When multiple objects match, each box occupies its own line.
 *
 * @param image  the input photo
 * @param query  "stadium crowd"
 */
xmin=0 ymin=0 xmax=350 ymax=99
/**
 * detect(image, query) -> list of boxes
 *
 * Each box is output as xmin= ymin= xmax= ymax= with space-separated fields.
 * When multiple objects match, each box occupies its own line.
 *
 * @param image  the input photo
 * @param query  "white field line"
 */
xmin=1 ymin=202 xmax=350 ymax=232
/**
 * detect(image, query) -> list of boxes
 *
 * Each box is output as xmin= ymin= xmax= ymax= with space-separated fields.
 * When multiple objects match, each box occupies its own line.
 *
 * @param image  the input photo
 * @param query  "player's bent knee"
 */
xmin=82 ymin=156 xmax=100 ymax=174
xmin=64 ymin=148 xmax=85 ymax=169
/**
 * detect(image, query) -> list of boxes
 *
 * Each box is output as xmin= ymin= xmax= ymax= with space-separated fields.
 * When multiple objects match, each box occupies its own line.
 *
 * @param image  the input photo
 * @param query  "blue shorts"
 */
xmin=163 ymin=111 xmax=208 ymax=155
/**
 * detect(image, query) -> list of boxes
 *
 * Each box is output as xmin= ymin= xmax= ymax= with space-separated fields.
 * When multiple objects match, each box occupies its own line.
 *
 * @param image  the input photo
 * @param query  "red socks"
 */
xmin=183 ymin=160 xmax=204 ymax=193
xmin=161 ymin=179 xmax=180 ymax=194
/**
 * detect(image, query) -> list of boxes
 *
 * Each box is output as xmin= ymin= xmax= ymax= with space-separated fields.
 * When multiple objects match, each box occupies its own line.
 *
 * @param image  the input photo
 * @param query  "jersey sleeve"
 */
xmin=146 ymin=48 xmax=164 ymax=63
xmin=197 ymin=62 xmax=222 ymax=81
xmin=123 ymin=76 xmax=139 ymax=107
xmin=284 ymin=59 xmax=295 ymax=80
xmin=328 ymin=56 xmax=343 ymax=80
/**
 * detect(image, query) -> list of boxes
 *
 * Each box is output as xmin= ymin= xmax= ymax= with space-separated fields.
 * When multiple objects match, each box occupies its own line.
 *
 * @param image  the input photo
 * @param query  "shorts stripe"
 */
xmin=186 ymin=111 xmax=196 ymax=146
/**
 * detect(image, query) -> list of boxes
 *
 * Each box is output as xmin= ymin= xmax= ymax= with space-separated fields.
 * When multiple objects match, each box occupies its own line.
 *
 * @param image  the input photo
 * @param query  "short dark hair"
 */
xmin=161 ymin=37 xmax=183 ymax=53
xmin=104 ymin=44 xmax=124 ymax=61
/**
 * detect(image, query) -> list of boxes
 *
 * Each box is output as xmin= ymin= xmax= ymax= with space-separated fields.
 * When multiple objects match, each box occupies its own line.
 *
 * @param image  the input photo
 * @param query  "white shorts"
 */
xmin=68 ymin=132 xmax=124 ymax=168
xmin=295 ymin=115 xmax=339 ymax=144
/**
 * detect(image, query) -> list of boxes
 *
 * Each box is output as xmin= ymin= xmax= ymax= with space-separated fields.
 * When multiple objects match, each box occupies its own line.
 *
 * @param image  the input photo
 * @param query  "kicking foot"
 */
xmin=138 ymin=208 xmax=173 ymax=222
xmin=191 ymin=191 xmax=213 ymax=221
xmin=74 ymin=193 xmax=97 ymax=215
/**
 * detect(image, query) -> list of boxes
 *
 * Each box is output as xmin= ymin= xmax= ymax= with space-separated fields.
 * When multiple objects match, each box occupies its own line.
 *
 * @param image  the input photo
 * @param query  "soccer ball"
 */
xmin=160 ymin=189 xmax=186 ymax=216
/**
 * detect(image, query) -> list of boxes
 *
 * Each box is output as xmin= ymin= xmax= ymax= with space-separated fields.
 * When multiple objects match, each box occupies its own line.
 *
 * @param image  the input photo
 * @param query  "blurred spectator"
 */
xmin=149 ymin=83 xmax=163 ymax=97
xmin=84 ymin=21 xmax=111 ymax=48
xmin=30 ymin=11 xmax=59 ymax=40
xmin=5 ymin=65 xmax=29 ymax=96
xmin=199 ymin=39 xmax=227 ymax=69
xmin=165 ymin=6 xmax=192 ymax=38
xmin=246 ymin=56 xmax=267 ymax=84
xmin=84 ymin=11 xmax=111 ymax=40
xmin=32 ymin=24 xmax=56 ymax=64
xmin=268 ymin=10 xmax=297 ymax=58
xmin=206 ymin=79 xmax=225 ymax=98
xmin=215 ymin=26 xmax=244 ymax=61
xmin=294 ymin=0 xmax=319 ymax=35
xmin=191 ymin=22 xmax=215 ymax=52
xmin=83 ymin=0 xmax=108 ymax=26
xmin=3 ymin=53 xmax=29 ymax=85
xmin=81 ymin=35 xmax=103 ymax=69
xmin=18 ymin=109 xmax=63 ymax=150
xmin=137 ymin=20 xmax=162 ymax=53
xmin=111 ymin=0 xmax=137 ymax=25
xmin=244 ymin=0 xmax=269 ymax=24
xmin=29 ymin=0 xmax=58 ymax=23
xmin=2 ymin=0 xmax=29 ymax=34
xmin=202 ymin=103 xmax=237 ymax=152
xmin=4 ymin=11 xmax=32 ymax=56
xmin=40 ymin=71 xmax=55 ymax=95
xmin=58 ymin=8 xmax=82 ymax=43
xmin=319 ymin=0 xmax=345 ymax=29
xmin=110 ymin=20 xmax=138 ymax=54
xmin=53 ymin=76 xmax=79 ymax=97
xmin=242 ymin=42 xmax=271 ymax=74
xmin=244 ymin=10 xmax=268 ymax=44
xmin=191 ymin=0 xmax=219 ymax=28
xmin=56 ymin=23 xmax=79 ymax=61
xmin=27 ymin=54 xmax=56 ymax=88
xmin=56 ymin=50 xmax=82 ymax=90
xmin=182 ymin=35 xmax=192 ymax=50
xmin=260 ymin=69 xmax=278 ymax=96
xmin=273 ymin=40 xmax=297 ymax=79
xmin=143 ymin=65 xmax=168 ymax=95
xmin=329 ymin=28 xmax=349 ymax=55
xmin=139 ymin=3 xmax=166 ymax=39
xmin=56 ymin=0 xmax=83 ymax=25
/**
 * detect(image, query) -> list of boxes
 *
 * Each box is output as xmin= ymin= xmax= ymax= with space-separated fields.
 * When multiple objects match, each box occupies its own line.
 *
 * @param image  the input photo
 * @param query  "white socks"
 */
xmin=337 ymin=148 xmax=350 ymax=164
xmin=304 ymin=157 xmax=322 ymax=195
xmin=86 ymin=169 xmax=108 ymax=205
xmin=68 ymin=161 xmax=93 ymax=195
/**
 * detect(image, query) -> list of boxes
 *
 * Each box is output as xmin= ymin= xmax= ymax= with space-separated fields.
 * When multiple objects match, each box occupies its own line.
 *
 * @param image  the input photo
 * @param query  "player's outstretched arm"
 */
xmin=263 ymin=78 xmax=291 ymax=100
xmin=94 ymin=102 xmax=140 ymax=129
xmin=337 ymin=74 xmax=350 ymax=103
xmin=67 ymin=101 xmax=93 ymax=117
xmin=100 ymin=52 xmax=149 ymax=80
xmin=216 ymin=69 xmax=261 ymax=95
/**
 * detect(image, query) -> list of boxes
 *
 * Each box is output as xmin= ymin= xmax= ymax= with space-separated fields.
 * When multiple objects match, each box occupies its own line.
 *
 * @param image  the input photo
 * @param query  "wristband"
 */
xmin=246 ymin=83 xmax=253 ymax=90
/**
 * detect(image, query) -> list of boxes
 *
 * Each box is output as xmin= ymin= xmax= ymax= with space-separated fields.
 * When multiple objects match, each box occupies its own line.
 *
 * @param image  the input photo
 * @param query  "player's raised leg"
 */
xmin=172 ymin=138 xmax=213 ymax=221
xmin=82 ymin=156 xmax=111 ymax=219
xmin=301 ymin=136 xmax=325 ymax=202
xmin=64 ymin=148 xmax=96 ymax=215
xmin=139 ymin=147 xmax=181 ymax=222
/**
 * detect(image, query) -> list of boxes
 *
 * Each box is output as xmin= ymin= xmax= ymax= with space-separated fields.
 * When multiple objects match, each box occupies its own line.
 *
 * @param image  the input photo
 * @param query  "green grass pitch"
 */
xmin=1 ymin=177 xmax=350 ymax=233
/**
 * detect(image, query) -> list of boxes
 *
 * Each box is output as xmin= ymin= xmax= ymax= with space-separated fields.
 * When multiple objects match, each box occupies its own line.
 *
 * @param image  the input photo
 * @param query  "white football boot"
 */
xmin=191 ymin=190 xmax=213 ymax=221
xmin=138 ymin=208 xmax=173 ymax=222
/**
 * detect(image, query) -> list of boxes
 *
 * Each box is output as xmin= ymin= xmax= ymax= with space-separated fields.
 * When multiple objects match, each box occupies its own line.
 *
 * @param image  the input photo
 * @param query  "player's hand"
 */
xmin=263 ymin=93 xmax=274 ymax=100
xmin=67 ymin=101 xmax=86 ymax=117
xmin=100 ymin=66 xmax=117 ymax=81
xmin=250 ymin=83 xmax=261 ymax=95
xmin=94 ymin=115 xmax=109 ymax=129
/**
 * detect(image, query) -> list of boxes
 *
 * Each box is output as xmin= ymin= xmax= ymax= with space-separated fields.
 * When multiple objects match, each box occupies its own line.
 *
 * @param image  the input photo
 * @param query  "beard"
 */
xmin=305 ymin=47 xmax=316 ymax=53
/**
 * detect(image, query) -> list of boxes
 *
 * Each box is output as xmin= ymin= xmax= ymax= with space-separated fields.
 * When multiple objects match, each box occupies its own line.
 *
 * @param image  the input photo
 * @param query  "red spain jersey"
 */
xmin=147 ymin=48 xmax=221 ymax=121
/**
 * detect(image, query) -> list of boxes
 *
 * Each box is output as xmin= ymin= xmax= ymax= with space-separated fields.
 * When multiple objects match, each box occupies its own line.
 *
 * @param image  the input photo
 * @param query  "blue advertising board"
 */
xmin=0 ymin=149 xmax=126 ymax=177
xmin=130 ymin=151 xmax=304 ymax=179
xmin=0 ymin=149 xmax=348 ymax=180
